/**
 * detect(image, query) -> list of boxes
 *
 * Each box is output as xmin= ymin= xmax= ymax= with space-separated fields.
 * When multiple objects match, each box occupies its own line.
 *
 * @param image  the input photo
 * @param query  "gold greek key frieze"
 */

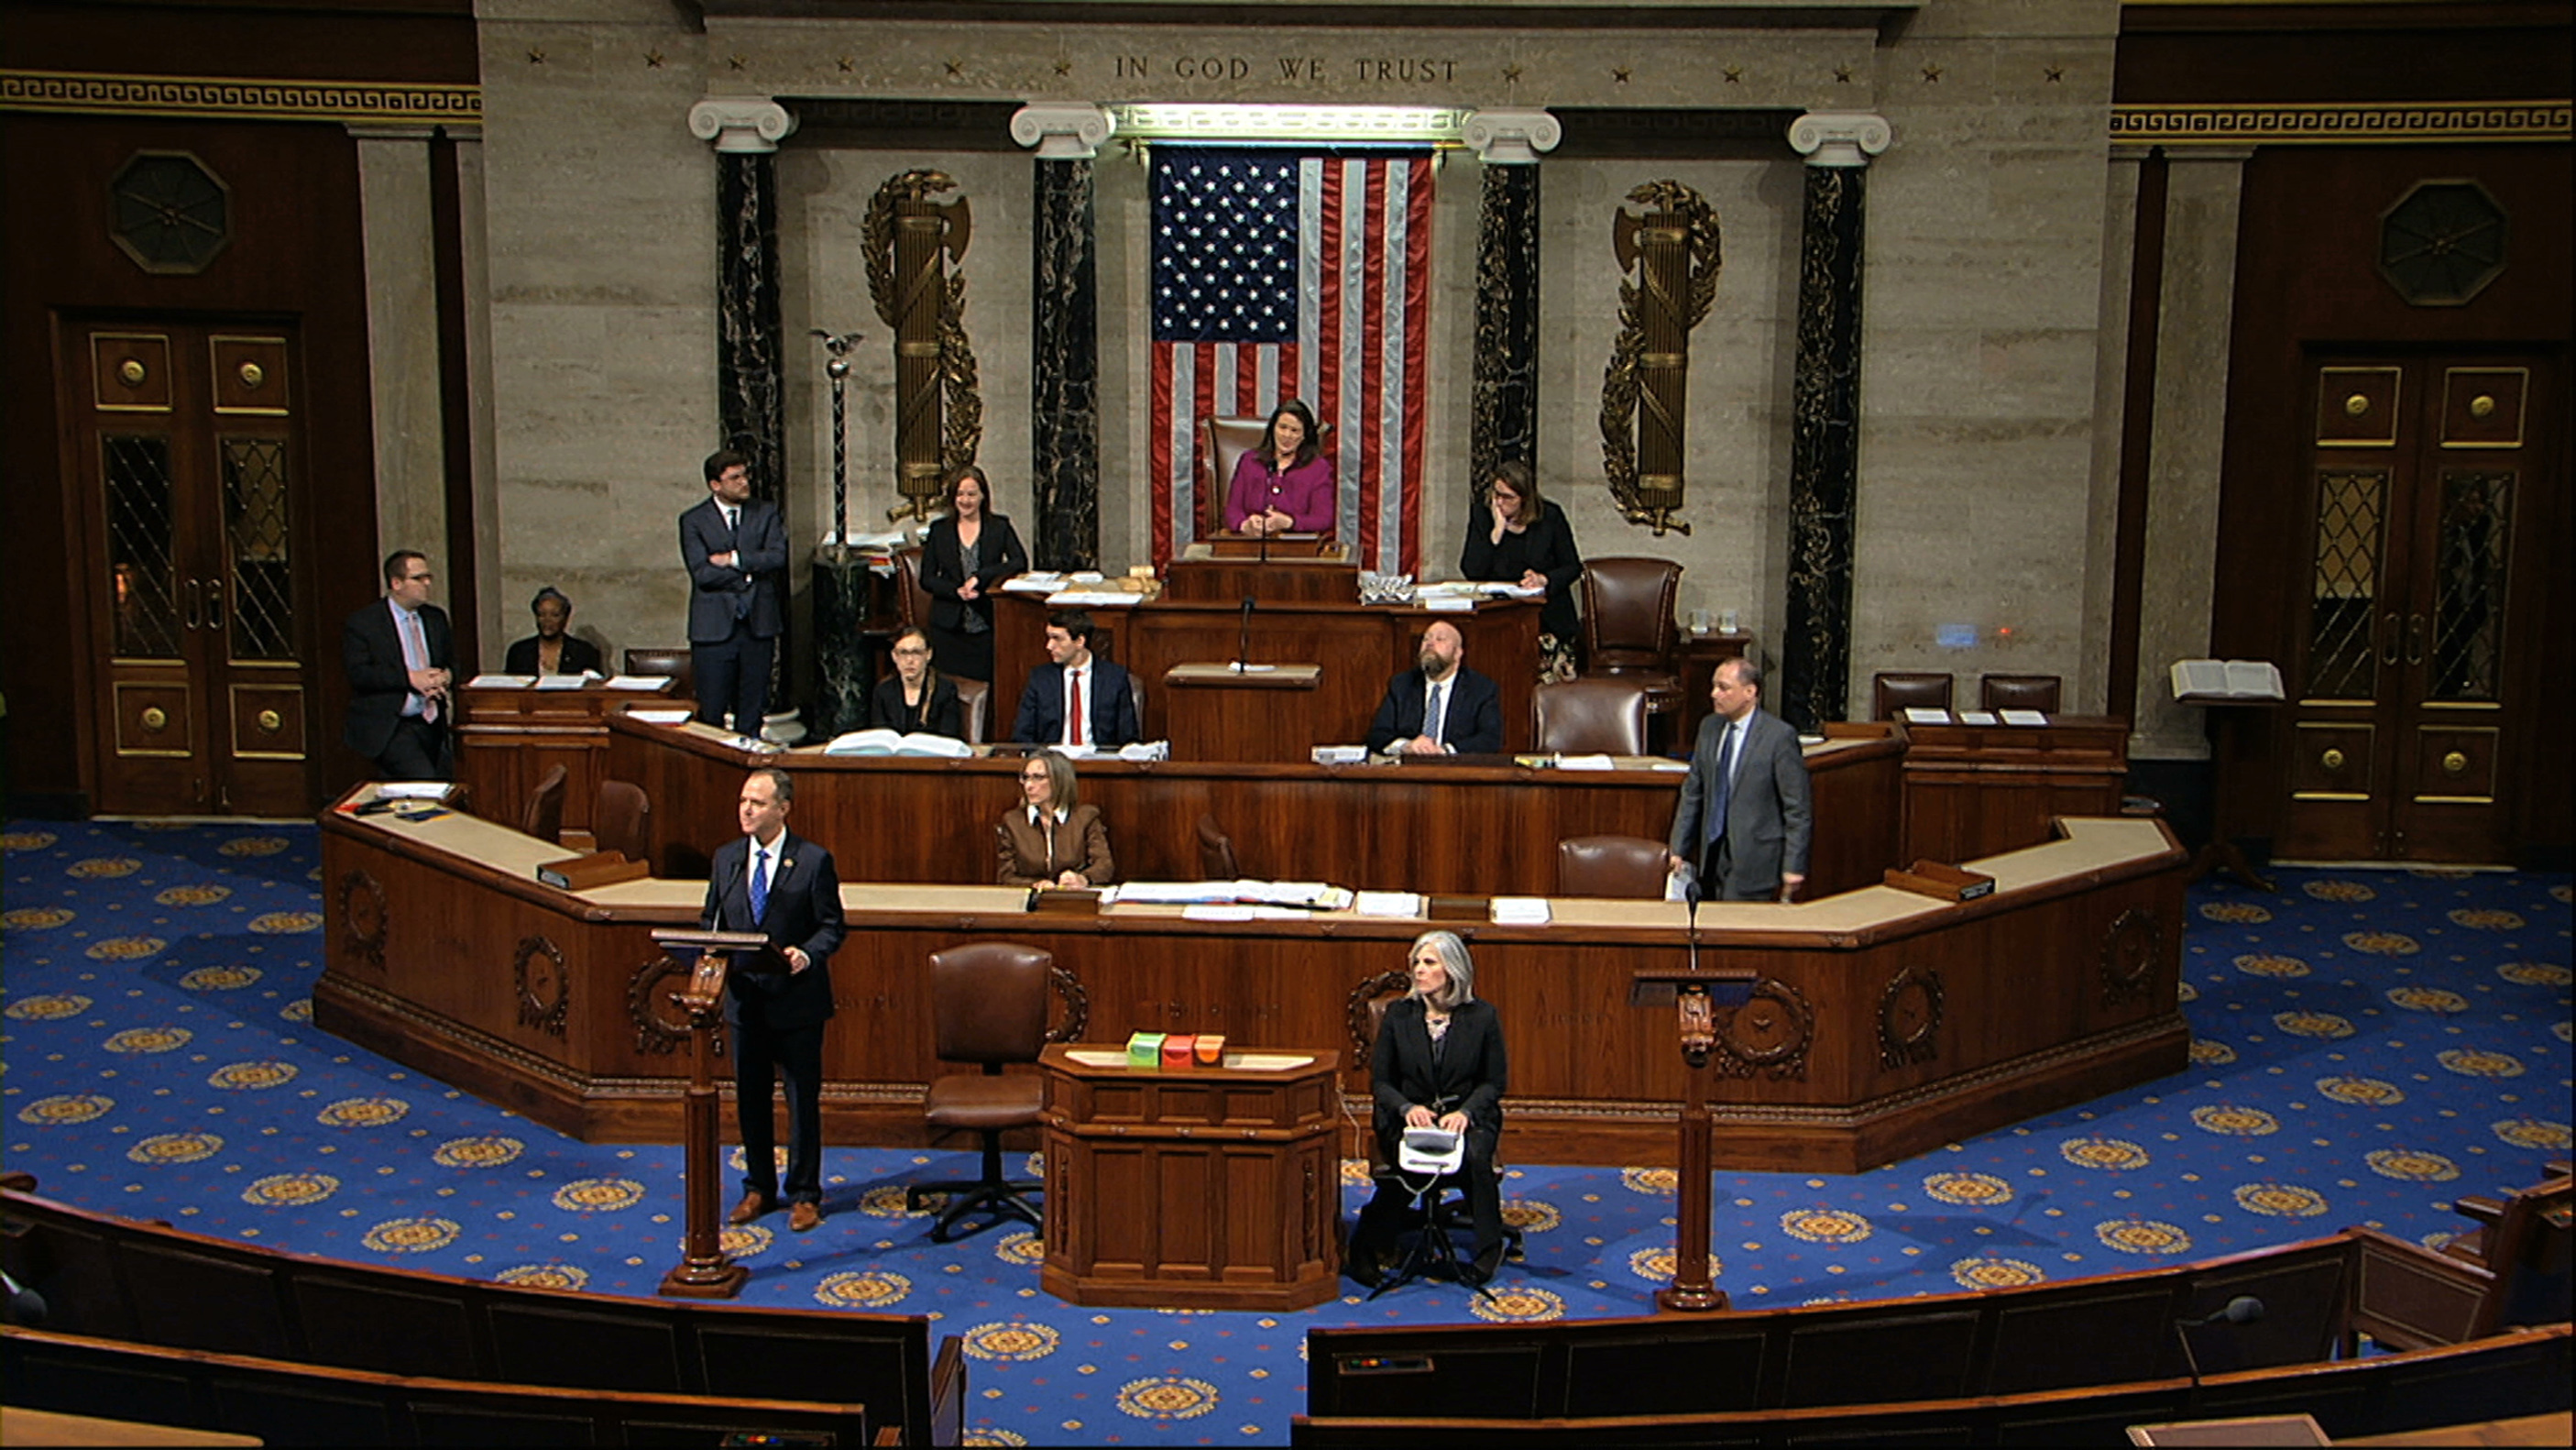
xmin=2111 ymin=101 xmax=2570 ymax=146
xmin=2 ymin=69 xmax=480 ymax=125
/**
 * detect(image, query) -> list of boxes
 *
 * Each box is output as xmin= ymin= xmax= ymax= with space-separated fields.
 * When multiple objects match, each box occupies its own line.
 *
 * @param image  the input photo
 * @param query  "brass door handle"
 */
xmin=2380 ymin=612 xmax=2400 ymax=667
xmin=204 ymin=577 xmax=223 ymax=632
xmin=183 ymin=577 xmax=203 ymax=631
xmin=2406 ymin=612 xmax=2426 ymax=666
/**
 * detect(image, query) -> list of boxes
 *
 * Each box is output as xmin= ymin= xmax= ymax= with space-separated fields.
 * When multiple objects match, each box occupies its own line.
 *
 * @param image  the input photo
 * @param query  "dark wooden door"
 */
xmin=2277 ymin=354 xmax=2547 ymax=862
xmin=68 ymin=320 xmax=314 ymax=817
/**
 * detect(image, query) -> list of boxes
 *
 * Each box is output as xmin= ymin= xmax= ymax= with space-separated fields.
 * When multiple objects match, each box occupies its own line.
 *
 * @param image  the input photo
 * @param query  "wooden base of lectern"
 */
xmin=658 ymin=1258 xmax=750 ymax=1299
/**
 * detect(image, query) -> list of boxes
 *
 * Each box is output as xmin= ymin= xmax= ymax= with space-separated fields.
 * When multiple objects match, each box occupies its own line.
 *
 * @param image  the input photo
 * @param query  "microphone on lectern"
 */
xmin=1235 ymin=595 xmax=1256 ymax=675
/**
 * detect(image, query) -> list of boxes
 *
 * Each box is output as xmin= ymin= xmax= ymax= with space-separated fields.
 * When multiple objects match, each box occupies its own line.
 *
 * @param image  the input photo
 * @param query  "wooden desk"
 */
xmin=455 ymin=680 xmax=677 ymax=839
xmin=1039 ymin=1045 xmax=1343 ymax=1311
xmin=316 ymin=787 xmax=2188 ymax=1171
xmin=604 ymin=715 xmax=1905 ymax=899
xmin=990 ymin=588 xmax=1541 ymax=757
xmin=1900 ymin=715 xmax=2132 ymax=867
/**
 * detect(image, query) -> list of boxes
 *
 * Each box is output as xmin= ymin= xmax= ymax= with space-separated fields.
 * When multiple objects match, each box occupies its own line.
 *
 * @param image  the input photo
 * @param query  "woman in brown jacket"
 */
xmin=996 ymin=751 xmax=1114 ymax=888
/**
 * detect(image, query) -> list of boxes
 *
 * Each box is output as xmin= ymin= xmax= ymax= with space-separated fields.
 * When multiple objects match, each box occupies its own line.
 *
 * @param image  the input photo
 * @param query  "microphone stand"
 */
xmin=1235 ymin=595 xmax=1256 ymax=675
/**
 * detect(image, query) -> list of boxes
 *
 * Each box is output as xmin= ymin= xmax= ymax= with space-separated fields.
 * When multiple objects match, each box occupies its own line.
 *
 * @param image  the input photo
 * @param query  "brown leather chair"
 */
xmin=893 ymin=546 xmax=934 ymax=633
xmin=1198 ymin=415 xmax=1333 ymax=539
xmin=521 ymin=763 xmax=568 ymax=845
xmin=905 ymin=943 xmax=1058 ymax=1243
xmin=1873 ymin=671 xmax=1955 ymax=720
xmin=1197 ymin=815 xmax=1241 ymax=880
xmin=621 ymin=647 xmax=695 ymax=703
xmin=1556 ymin=835 xmax=1673 ymax=899
xmin=593 ymin=779 xmax=650 ymax=864
xmin=955 ymin=678 xmax=991 ymax=745
xmin=1577 ymin=558 xmax=1683 ymax=719
xmin=1979 ymin=673 xmax=2063 ymax=714
xmin=1532 ymin=678 xmax=1650 ymax=756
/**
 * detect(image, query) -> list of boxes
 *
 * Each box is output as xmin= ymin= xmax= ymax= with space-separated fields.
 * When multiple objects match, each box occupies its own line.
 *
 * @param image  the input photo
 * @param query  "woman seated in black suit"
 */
xmin=995 ymin=751 xmax=1114 ymax=889
xmin=867 ymin=628 xmax=965 ymax=740
xmin=503 ymin=587 xmax=605 ymax=677
xmin=1459 ymin=459 xmax=1583 ymax=683
xmin=1348 ymin=929 xmax=1510 ymax=1288
xmin=920 ymin=464 xmax=1030 ymax=684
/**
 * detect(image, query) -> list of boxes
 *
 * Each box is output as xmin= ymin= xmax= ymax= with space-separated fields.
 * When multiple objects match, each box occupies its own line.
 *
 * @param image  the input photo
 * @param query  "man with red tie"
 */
xmin=341 ymin=551 xmax=454 ymax=780
xmin=1009 ymin=609 xmax=1141 ymax=748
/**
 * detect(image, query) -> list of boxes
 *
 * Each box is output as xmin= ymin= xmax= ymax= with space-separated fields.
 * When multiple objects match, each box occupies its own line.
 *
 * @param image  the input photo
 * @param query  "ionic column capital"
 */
xmin=1462 ymin=108 xmax=1561 ymax=165
xmin=688 ymin=98 xmax=795 ymax=155
xmin=1788 ymin=112 xmax=1891 ymax=168
xmin=1011 ymin=104 xmax=1117 ymax=159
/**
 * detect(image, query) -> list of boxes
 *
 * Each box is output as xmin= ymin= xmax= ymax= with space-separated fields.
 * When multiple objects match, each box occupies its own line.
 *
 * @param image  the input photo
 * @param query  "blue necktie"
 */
xmin=1704 ymin=721 xmax=1737 ymax=850
xmin=749 ymin=845 xmax=770 ymax=924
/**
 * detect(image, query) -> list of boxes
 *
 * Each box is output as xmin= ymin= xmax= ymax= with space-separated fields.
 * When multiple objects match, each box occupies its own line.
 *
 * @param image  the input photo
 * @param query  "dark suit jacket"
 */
xmin=920 ymin=513 xmax=1029 ymax=632
xmin=701 ymin=829 xmax=843 ymax=1032
xmin=1369 ymin=995 xmax=1507 ymax=1147
xmin=680 ymin=497 xmax=787 ymax=644
xmin=867 ymin=674 xmax=965 ymax=740
xmin=995 ymin=803 xmax=1116 ymax=886
xmin=342 ymin=599 xmax=452 ymax=759
xmin=503 ymin=633 xmax=604 ymax=677
xmin=1011 ymin=660 xmax=1141 ymax=747
xmin=1666 ymin=707 xmax=1813 ymax=900
xmin=1365 ymin=665 xmax=1504 ymax=755
xmin=1460 ymin=502 xmax=1584 ymax=644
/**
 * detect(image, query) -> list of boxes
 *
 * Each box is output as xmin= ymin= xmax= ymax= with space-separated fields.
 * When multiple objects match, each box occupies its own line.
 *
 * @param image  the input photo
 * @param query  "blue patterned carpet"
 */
xmin=4 ymin=819 xmax=2569 ymax=1445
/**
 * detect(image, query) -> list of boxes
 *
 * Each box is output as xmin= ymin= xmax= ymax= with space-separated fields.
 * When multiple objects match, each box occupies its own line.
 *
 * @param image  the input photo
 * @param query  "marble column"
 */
xmin=1463 ymin=109 xmax=1559 ymax=503
xmin=1013 ymin=104 xmax=1115 ymax=572
xmin=350 ymin=126 xmax=448 ymax=570
xmin=690 ymin=99 xmax=801 ymax=733
xmin=1780 ymin=112 xmax=1890 ymax=734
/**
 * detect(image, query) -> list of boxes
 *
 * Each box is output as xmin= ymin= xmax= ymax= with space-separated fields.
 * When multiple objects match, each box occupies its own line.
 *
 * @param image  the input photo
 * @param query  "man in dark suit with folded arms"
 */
xmin=1011 ymin=609 xmax=1141 ymax=748
xmin=341 ymin=550 xmax=454 ymax=780
xmin=703 ymin=766 xmax=843 ymax=1233
xmin=681 ymin=449 xmax=787 ymax=736
xmin=1667 ymin=656 xmax=1811 ymax=901
xmin=1366 ymin=620 xmax=1503 ymax=755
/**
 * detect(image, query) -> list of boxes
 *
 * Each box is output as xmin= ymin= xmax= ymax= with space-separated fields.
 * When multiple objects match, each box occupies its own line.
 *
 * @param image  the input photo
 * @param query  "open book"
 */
xmin=1106 ymin=880 xmax=1356 ymax=911
xmin=821 ymin=728 xmax=973 ymax=759
xmin=2170 ymin=659 xmax=2285 ymax=701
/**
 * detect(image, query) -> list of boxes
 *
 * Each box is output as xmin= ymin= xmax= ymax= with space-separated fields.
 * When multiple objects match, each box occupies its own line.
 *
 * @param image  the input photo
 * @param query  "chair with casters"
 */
xmin=1532 ymin=678 xmax=1650 ymax=756
xmin=1343 ymin=973 xmax=1524 ymax=1302
xmin=906 ymin=943 xmax=1080 ymax=1243
xmin=1979 ymin=673 xmax=2063 ymax=714
xmin=1873 ymin=671 xmax=1955 ymax=720
xmin=1577 ymin=557 xmax=1684 ymax=727
xmin=592 ymin=779 xmax=651 ymax=865
xmin=621 ymin=647 xmax=696 ymax=703
xmin=521 ymin=763 xmax=568 ymax=846
xmin=1555 ymin=835 xmax=1672 ymax=900
xmin=1196 ymin=815 xmax=1241 ymax=880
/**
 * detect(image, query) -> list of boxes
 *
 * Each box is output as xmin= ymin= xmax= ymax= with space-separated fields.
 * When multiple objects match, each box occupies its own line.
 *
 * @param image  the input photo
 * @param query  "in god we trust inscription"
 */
xmin=1111 ymin=53 xmax=1462 ymax=83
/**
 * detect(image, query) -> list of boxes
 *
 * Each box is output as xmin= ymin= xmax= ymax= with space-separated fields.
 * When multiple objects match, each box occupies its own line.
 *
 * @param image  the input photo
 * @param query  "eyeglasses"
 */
xmin=893 ymin=646 xmax=930 ymax=657
xmin=1020 ymin=771 xmax=1050 ymax=782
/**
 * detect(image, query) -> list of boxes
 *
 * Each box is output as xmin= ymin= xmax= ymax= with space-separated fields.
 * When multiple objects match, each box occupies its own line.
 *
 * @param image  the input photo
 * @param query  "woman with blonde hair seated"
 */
xmin=995 ymin=751 xmax=1114 ymax=889
xmin=1347 ymin=928 xmax=1509 ymax=1288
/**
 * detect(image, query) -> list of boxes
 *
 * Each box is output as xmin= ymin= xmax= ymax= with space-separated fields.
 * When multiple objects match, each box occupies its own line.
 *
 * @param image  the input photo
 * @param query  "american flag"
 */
xmin=1147 ymin=148 xmax=1434 ymax=575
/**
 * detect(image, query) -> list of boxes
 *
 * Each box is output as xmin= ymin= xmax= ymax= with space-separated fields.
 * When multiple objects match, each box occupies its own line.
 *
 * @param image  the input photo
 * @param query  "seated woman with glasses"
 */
xmin=1347 ymin=929 xmax=1510 ymax=1289
xmin=996 ymin=752 xmax=1114 ymax=889
xmin=867 ymin=628 xmax=965 ymax=740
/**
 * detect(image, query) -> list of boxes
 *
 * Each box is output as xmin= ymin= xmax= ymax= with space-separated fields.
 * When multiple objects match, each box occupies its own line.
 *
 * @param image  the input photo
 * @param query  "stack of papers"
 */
xmin=1001 ymin=573 xmax=1067 ymax=594
xmin=1353 ymin=890 xmax=1424 ymax=918
xmin=466 ymin=674 xmax=535 ymax=689
xmin=626 ymin=709 xmax=693 ymax=726
xmin=1310 ymin=745 xmax=1367 ymax=765
xmin=1998 ymin=709 xmax=2050 ymax=726
xmin=1490 ymin=896 xmax=1553 ymax=925
xmin=1048 ymin=741 xmax=1168 ymax=762
xmin=1108 ymin=880 xmax=1357 ymax=911
xmin=605 ymin=675 xmax=673 ymax=690
xmin=1902 ymin=707 xmax=1953 ymax=724
xmin=533 ymin=672 xmax=598 ymax=690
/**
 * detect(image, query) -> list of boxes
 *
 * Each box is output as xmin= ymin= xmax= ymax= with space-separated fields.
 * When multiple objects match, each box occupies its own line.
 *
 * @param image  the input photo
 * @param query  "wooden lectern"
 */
xmin=1631 ymin=957 xmax=1757 ymax=1313
xmin=649 ymin=927 xmax=770 ymax=1300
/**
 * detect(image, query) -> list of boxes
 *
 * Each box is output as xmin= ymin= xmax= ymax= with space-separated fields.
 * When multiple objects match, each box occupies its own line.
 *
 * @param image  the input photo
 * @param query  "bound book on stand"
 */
xmin=536 ymin=850 xmax=652 ymax=891
xmin=1883 ymin=860 xmax=1995 ymax=902
xmin=2170 ymin=658 xmax=2285 ymax=701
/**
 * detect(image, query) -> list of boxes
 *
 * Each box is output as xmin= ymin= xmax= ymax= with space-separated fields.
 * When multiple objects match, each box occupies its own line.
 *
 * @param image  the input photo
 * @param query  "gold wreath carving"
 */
xmin=1598 ymin=179 xmax=1722 ymax=537
xmin=627 ymin=954 xmax=697 ymax=1056
xmin=512 ymin=935 xmax=569 ymax=1038
xmin=1343 ymin=969 xmax=1411 ymax=1071
xmin=335 ymin=870 xmax=388 ymax=971
xmin=1712 ymin=976 xmax=1813 ymax=1081
xmin=2099 ymin=906 xmax=2164 ymax=1008
xmin=1877 ymin=964 xmax=1945 ymax=1071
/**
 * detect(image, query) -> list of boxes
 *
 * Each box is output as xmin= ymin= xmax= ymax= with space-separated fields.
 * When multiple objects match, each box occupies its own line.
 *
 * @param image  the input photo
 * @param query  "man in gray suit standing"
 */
xmin=680 ymin=449 xmax=787 ymax=735
xmin=1666 ymin=656 xmax=1812 ymax=901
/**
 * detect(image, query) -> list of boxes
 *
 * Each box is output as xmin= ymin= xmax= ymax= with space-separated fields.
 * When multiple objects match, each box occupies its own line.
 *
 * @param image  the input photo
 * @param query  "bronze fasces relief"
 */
xmin=1599 ymin=180 xmax=1723 ymax=537
xmin=864 ymin=170 xmax=982 ymax=522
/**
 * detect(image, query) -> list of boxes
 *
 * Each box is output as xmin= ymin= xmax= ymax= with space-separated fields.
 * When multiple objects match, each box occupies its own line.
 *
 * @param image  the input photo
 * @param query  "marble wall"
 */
xmin=471 ymin=0 xmax=2133 ymax=721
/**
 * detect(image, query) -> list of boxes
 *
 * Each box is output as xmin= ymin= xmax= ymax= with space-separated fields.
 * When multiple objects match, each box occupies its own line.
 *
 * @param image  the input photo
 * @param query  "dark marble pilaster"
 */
xmin=808 ymin=555 xmax=871 ymax=738
xmin=1471 ymin=162 xmax=1541 ymax=500
xmin=715 ymin=145 xmax=793 ymax=723
xmin=1030 ymin=158 xmax=1101 ymax=571
xmin=1780 ymin=113 xmax=1889 ymax=734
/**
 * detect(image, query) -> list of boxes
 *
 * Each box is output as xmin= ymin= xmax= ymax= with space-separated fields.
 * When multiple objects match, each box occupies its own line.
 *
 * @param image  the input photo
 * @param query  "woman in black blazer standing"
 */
xmin=866 ymin=628 xmax=966 ymax=740
xmin=1459 ymin=459 xmax=1583 ymax=683
xmin=1349 ymin=929 xmax=1510 ymax=1287
xmin=919 ymin=465 xmax=1029 ymax=684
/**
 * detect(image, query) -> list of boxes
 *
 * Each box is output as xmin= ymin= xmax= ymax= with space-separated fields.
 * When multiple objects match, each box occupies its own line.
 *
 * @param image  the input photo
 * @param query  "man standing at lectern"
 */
xmin=703 ymin=767 xmax=843 ymax=1233
xmin=1667 ymin=656 xmax=1811 ymax=902
xmin=681 ymin=449 xmax=787 ymax=736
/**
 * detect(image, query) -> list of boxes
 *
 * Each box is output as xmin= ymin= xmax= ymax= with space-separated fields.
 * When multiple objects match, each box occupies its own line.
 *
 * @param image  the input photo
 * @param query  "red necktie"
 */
xmin=1069 ymin=670 xmax=1086 ymax=746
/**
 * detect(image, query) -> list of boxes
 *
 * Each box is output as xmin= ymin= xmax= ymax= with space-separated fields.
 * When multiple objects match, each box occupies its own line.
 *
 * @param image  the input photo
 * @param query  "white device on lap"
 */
xmin=1398 ymin=1126 xmax=1464 ymax=1175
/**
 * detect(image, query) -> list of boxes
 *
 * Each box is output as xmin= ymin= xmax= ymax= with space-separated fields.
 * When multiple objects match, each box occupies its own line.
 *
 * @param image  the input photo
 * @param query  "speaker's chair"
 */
xmin=1197 ymin=415 xmax=1335 ymax=540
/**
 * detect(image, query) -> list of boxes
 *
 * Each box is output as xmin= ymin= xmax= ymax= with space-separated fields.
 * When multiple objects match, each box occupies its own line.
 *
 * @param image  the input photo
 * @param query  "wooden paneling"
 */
xmin=1898 ymin=717 xmax=2131 ymax=867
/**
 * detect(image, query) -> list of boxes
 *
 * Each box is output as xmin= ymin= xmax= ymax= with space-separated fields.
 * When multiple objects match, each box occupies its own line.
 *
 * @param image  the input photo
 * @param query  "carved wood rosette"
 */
xmin=335 ymin=869 xmax=387 ymax=971
xmin=627 ymin=954 xmax=702 ymax=1056
xmin=1877 ymin=963 xmax=1945 ymax=1071
xmin=1343 ymin=970 xmax=1410 ymax=1070
xmin=864 ymin=169 xmax=981 ymax=522
xmin=512 ymin=935 xmax=568 ymax=1038
xmin=1712 ymin=977 xmax=1813 ymax=1081
xmin=2099 ymin=907 xmax=2165 ymax=1008
xmin=1597 ymin=179 xmax=1722 ymax=537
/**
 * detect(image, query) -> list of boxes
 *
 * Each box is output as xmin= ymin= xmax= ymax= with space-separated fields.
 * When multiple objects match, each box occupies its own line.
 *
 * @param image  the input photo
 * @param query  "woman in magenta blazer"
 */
xmin=1222 ymin=399 xmax=1333 ymax=537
